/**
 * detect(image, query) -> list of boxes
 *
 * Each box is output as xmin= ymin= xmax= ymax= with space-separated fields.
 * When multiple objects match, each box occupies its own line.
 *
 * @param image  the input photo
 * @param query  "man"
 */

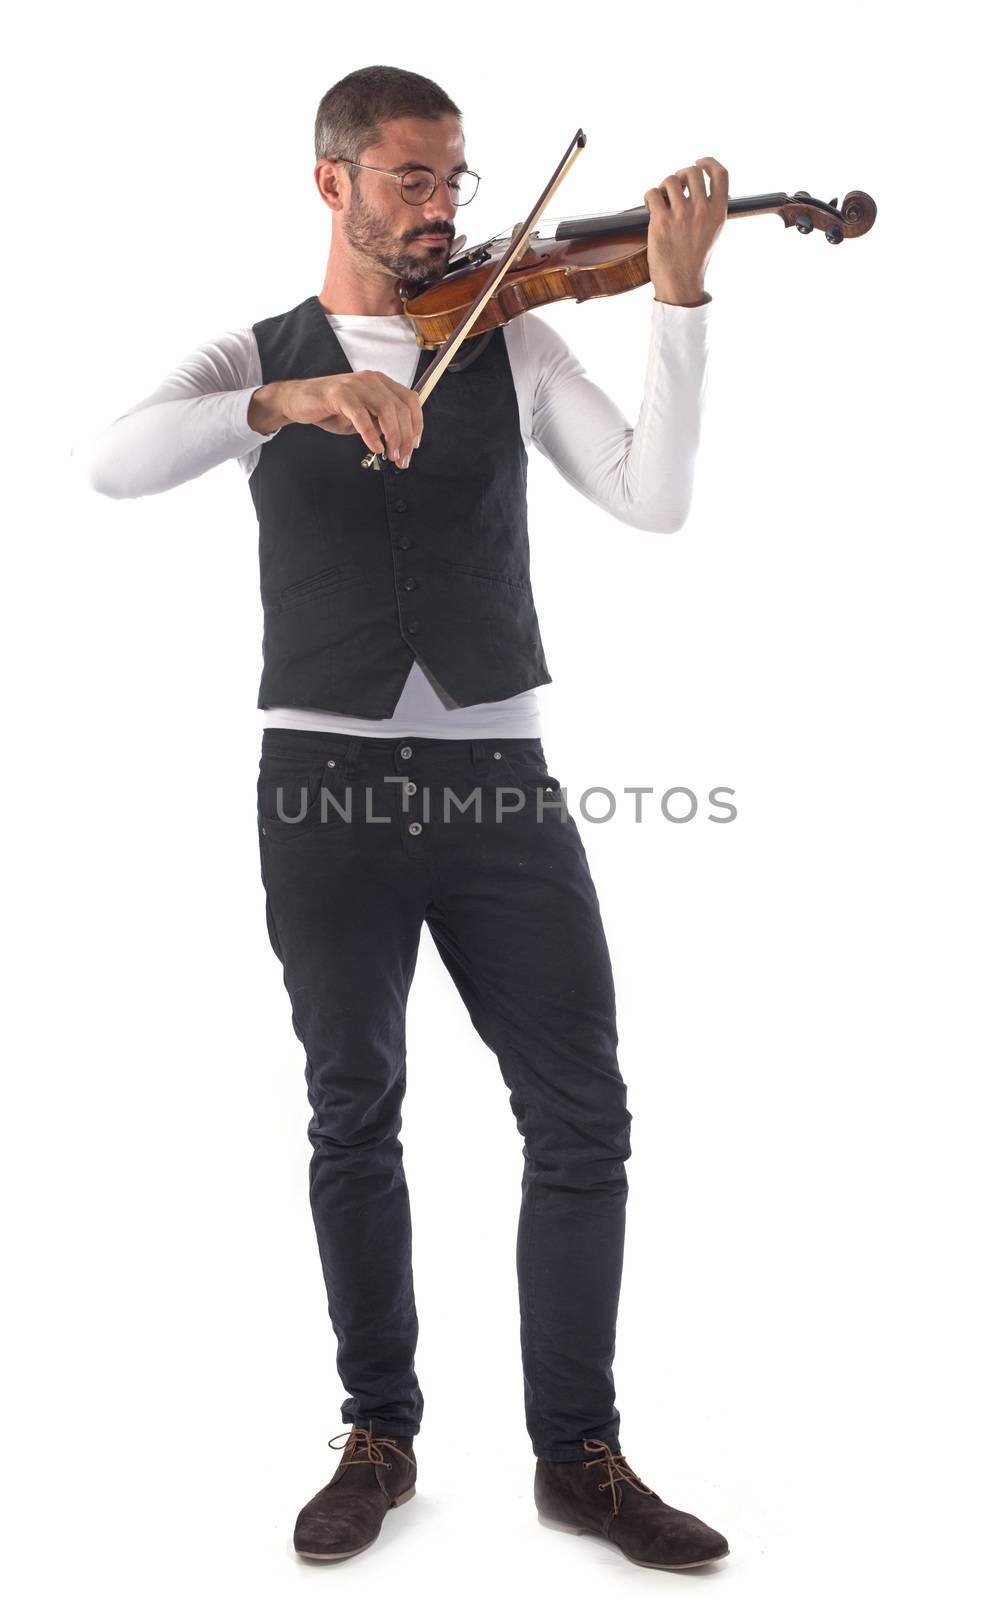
xmin=86 ymin=64 xmax=730 ymax=1571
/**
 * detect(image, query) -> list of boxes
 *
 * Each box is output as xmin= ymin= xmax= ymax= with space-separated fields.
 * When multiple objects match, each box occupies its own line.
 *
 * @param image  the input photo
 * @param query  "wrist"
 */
xmin=248 ymin=381 xmax=289 ymax=436
xmin=652 ymin=283 xmax=710 ymax=308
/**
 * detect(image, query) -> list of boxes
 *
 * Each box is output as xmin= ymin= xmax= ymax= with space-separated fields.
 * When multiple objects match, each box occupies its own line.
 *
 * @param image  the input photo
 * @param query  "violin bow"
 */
xmin=360 ymin=128 xmax=588 ymax=470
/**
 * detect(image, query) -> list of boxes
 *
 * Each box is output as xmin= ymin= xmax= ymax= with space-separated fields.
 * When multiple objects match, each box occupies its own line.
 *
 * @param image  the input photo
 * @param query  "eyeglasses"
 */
xmin=329 ymin=157 xmax=481 ymax=207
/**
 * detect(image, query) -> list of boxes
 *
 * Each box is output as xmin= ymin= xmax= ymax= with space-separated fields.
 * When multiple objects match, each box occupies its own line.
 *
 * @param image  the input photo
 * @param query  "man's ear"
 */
xmin=314 ymin=159 xmax=351 ymax=214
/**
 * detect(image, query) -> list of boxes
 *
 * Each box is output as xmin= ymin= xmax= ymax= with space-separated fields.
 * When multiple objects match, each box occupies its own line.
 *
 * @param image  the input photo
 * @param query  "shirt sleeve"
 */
xmin=520 ymin=297 xmax=711 ymax=534
xmin=80 ymin=328 xmax=274 ymax=499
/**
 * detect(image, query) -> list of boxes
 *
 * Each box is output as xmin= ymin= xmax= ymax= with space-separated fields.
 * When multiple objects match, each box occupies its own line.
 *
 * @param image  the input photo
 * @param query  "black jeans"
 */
xmin=256 ymin=729 xmax=633 ymax=1461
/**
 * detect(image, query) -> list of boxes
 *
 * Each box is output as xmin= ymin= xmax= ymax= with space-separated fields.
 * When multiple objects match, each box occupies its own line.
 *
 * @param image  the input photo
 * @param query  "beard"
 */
xmin=343 ymin=189 xmax=453 ymax=294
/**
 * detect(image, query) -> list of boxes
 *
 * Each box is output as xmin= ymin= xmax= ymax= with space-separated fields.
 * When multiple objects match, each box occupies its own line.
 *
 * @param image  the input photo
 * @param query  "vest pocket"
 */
xmin=279 ymin=565 xmax=366 ymax=611
xmin=439 ymin=558 xmax=530 ymax=591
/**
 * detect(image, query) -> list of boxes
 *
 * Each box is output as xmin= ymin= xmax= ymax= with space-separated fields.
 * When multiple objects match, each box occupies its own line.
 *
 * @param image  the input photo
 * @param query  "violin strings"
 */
xmin=452 ymin=207 xmax=637 ymax=258
xmin=459 ymin=212 xmax=582 ymax=251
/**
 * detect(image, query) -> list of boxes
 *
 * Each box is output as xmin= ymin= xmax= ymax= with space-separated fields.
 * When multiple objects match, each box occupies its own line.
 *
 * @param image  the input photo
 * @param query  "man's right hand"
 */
xmin=247 ymin=372 xmax=423 ymax=467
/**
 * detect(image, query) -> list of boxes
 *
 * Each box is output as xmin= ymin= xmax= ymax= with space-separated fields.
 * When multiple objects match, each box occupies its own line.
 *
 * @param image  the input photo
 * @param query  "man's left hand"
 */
xmin=645 ymin=157 xmax=729 ymax=306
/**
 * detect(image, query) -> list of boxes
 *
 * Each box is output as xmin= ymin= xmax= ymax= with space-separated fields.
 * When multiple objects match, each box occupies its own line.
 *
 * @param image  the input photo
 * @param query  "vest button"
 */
xmin=408 ymin=822 xmax=423 ymax=835
xmin=398 ymin=537 xmax=414 ymax=550
xmin=402 ymin=578 xmax=418 ymax=592
xmin=406 ymin=781 xmax=417 ymax=795
xmin=393 ymin=498 xmax=408 ymax=512
xmin=400 ymin=746 xmax=413 ymax=759
xmin=406 ymin=621 xmax=420 ymax=635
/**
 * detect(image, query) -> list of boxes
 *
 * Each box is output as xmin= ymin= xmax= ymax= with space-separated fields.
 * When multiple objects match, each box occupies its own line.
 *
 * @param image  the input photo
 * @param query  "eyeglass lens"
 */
xmin=400 ymin=169 xmax=479 ymax=206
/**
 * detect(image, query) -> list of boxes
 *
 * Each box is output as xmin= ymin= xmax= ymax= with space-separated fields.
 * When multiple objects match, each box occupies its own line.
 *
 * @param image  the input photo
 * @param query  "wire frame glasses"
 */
xmin=331 ymin=157 xmax=480 ymax=207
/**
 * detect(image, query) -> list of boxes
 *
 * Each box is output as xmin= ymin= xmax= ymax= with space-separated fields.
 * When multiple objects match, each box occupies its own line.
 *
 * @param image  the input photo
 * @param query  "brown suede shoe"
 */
xmin=535 ymin=1437 xmax=729 ymax=1570
xmin=292 ymin=1424 xmax=417 ymax=1561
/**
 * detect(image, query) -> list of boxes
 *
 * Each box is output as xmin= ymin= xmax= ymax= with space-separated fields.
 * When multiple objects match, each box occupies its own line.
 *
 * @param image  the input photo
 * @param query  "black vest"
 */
xmin=249 ymin=294 xmax=552 ymax=717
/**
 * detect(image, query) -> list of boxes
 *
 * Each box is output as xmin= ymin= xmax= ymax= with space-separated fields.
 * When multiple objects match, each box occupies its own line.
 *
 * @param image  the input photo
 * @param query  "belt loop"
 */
xmin=471 ymin=740 xmax=490 ymax=777
xmin=343 ymin=737 xmax=361 ymax=775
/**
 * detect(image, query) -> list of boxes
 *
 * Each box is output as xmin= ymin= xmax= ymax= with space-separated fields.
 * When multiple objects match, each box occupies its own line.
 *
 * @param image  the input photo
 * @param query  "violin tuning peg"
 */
xmin=829 ymin=197 xmax=838 ymax=209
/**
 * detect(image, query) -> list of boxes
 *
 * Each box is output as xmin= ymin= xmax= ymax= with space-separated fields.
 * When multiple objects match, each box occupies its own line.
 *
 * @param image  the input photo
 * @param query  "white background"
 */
xmin=4 ymin=3 xmax=1002 ymax=1595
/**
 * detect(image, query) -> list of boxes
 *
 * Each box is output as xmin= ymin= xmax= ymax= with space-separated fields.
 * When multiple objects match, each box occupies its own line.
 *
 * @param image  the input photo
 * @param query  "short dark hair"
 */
xmin=314 ymin=65 xmax=462 ymax=176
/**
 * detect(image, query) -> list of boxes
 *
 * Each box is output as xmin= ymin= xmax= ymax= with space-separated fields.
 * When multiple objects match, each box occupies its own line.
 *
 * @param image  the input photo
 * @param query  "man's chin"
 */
xmin=399 ymin=258 xmax=450 ymax=293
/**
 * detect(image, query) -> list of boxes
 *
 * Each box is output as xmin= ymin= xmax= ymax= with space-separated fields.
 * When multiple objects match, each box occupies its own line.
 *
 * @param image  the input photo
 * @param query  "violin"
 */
xmin=361 ymin=130 xmax=876 ymax=468
xmin=402 ymin=188 xmax=877 ymax=349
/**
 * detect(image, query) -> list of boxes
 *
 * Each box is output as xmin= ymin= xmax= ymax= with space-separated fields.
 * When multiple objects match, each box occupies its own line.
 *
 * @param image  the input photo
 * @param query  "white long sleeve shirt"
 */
xmin=84 ymin=297 xmax=711 ymax=739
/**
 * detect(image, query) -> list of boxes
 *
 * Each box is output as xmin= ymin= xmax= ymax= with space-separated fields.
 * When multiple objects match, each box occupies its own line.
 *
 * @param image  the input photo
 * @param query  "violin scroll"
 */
xmin=786 ymin=189 xmax=877 ymax=243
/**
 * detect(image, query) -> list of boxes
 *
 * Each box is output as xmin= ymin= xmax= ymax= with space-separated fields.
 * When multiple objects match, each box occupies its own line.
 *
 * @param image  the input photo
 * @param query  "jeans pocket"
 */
xmin=501 ymin=752 xmax=568 ymax=822
xmin=257 ymin=752 xmax=343 ymax=841
xmin=503 ymin=750 xmax=562 ymax=796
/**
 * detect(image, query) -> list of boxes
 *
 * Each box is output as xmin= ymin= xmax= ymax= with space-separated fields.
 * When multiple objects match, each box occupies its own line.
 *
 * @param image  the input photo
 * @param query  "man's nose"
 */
xmin=420 ymin=184 xmax=457 ymax=226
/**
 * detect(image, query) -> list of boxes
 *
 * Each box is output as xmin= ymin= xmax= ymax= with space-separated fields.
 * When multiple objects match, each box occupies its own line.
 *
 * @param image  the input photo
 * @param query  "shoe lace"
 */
xmin=581 ymin=1438 xmax=655 ymax=1516
xmin=327 ymin=1423 xmax=413 ymax=1470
